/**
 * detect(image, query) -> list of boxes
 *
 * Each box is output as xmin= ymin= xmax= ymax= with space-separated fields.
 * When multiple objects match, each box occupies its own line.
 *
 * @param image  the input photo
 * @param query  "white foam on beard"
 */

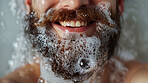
xmin=36 ymin=1 xmax=117 ymax=83
xmin=97 ymin=2 xmax=115 ymax=25
xmin=36 ymin=26 xmax=101 ymax=82
xmin=37 ymin=27 xmax=100 ymax=79
xmin=96 ymin=1 xmax=118 ymax=43
xmin=96 ymin=1 xmax=118 ymax=36
xmin=39 ymin=56 xmax=74 ymax=83
xmin=73 ymin=36 xmax=100 ymax=74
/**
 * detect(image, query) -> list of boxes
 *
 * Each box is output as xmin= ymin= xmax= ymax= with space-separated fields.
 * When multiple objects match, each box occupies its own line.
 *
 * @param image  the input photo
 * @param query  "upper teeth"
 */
xmin=60 ymin=21 xmax=87 ymax=27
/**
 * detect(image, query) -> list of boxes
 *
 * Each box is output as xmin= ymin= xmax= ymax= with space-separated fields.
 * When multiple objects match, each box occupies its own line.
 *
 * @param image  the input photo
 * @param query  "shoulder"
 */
xmin=0 ymin=63 xmax=40 ymax=83
xmin=124 ymin=60 xmax=148 ymax=83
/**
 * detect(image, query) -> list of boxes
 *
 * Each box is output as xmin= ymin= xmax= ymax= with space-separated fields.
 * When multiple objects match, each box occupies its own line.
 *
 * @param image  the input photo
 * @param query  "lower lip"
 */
xmin=52 ymin=23 xmax=96 ymax=33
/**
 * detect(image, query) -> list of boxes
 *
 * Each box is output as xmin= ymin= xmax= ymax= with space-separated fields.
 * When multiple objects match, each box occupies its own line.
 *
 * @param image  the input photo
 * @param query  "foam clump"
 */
xmin=36 ymin=27 xmax=103 ymax=82
xmin=97 ymin=2 xmax=115 ymax=25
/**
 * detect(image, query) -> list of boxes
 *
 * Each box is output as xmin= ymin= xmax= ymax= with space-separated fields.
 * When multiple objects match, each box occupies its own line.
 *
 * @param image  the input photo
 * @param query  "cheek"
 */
xmin=32 ymin=0 xmax=57 ymax=17
xmin=93 ymin=0 xmax=116 ymax=14
xmin=110 ymin=0 xmax=117 ymax=15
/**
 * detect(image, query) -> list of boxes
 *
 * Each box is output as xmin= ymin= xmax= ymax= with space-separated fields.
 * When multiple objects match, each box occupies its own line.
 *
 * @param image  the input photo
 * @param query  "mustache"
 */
xmin=34 ymin=6 xmax=116 ymax=27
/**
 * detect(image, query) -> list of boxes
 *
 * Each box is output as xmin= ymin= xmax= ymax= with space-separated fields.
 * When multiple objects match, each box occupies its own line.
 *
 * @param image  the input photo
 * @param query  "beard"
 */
xmin=24 ymin=2 xmax=120 ymax=83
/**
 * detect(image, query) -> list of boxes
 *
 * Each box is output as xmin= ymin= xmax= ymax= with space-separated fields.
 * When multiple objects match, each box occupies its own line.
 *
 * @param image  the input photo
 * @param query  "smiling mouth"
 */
xmin=55 ymin=20 xmax=95 ymax=27
xmin=53 ymin=20 xmax=96 ymax=33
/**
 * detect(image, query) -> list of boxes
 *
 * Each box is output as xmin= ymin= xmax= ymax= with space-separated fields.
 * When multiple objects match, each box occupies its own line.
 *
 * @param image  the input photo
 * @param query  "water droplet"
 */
xmin=1 ymin=22 xmax=6 ymax=29
xmin=13 ymin=42 xmax=18 ymax=48
xmin=42 ymin=0 xmax=45 ymax=5
xmin=30 ymin=68 xmax=33 ymax=71
xmin=79 ymin=59 xmax=90 ymax=69
xmin=36 ymin=60 xmax=40 ymax=63
xmin=1 ymin=11 xmax=4 ymax=16
xmin=9 ymin=0 xmax=17 ymax=16
xmin=19 ymin=71 xmax=25 ymax=77
xmin=8 ymin=60 xmax=14 ymax=66
xmin=38 ymin=77 xmax=45 ymax=83
xmin=16 ymin=20 xmax=19 ymax=24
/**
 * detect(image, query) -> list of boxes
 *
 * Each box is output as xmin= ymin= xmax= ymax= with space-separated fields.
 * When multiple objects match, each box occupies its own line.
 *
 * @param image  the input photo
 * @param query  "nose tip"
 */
xmin=60 ymin=0 xmax=89 ymax=10
xmin=79 ymin=59 xmax=90 ymax=69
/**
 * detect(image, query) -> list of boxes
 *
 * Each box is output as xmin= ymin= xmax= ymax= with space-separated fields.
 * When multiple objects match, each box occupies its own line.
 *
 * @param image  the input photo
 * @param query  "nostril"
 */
xmin=79 ymin=59 xmax=90 ymax=69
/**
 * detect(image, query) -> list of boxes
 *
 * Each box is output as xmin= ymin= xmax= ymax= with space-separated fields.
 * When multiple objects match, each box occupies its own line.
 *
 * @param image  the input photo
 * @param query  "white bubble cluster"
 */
xmin=97 ymin=2 xmax=115 ymax=25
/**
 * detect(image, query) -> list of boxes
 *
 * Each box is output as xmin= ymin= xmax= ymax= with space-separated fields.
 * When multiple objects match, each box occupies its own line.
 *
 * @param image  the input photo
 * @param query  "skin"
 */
xmin=1 ymin=0 xmax=148 ymax=83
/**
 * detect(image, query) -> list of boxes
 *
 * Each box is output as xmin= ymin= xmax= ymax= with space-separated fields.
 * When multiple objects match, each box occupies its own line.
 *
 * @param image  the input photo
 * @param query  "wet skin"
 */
xmin=1 ymin=0 xmax=148 ymax=83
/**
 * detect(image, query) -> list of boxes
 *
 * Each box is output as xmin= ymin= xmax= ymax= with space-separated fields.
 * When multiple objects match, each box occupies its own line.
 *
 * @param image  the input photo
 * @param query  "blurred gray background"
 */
xmin=0 ymin=0 xmax=22 ymax=78
xmin=0 ymin=0 xmax=148 ymax=78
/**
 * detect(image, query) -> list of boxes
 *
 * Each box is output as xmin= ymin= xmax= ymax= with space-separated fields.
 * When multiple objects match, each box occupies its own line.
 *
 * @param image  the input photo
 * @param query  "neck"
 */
xmin=38 ymin=56 xmax=127 ymax=83
xmin=39 ymin=60 xmax=101 ymax=83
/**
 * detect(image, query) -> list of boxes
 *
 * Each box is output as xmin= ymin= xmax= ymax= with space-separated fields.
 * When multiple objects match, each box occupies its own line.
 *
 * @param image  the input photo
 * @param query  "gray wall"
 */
xmin=0 ymin=0 xmax=21 ymax=77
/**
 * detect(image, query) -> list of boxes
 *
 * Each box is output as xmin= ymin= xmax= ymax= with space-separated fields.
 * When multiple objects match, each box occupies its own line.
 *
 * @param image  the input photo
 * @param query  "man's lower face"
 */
xmin=25 ymin=2 xmax=120 ymax=82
